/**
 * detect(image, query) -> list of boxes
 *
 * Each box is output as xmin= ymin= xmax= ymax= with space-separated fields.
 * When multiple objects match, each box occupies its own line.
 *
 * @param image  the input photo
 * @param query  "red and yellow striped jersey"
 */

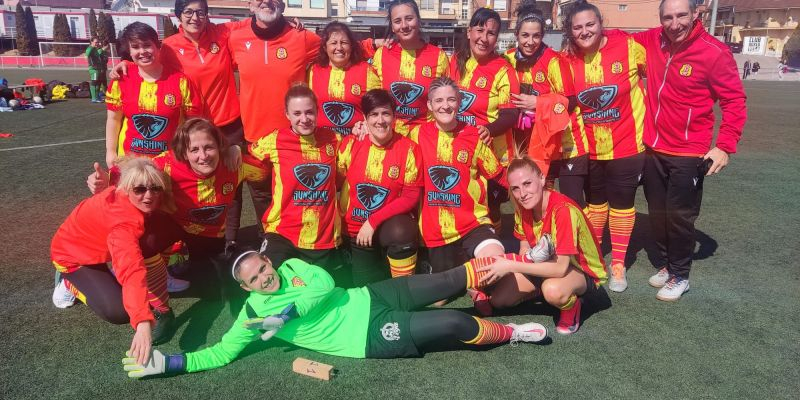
xmin=448 ymin=54 xmax=520 ymax=164
xmin=250 ymin=128 xmax=341 ymax=249
xmin=514 ymin=190 xmax=607 ymax=286
xmin=105 ymin=64 xmax=202 ymax=158
xmin=371 ymin=43 xmax=449 ymax=135
xmin=154 ymin=152 xmax=266 ymax=238
xmin=337 ymin=134 xmax=423 ymax=237
xmin=308 ymin=61 xmax=381 ymax=136
xmin=565 ymin=30 xmax=646 ymax=160
xmin=504 ymin=47 xmax=589 ymax=159
xmin=408 ymin=121 xmax=503 ymax=247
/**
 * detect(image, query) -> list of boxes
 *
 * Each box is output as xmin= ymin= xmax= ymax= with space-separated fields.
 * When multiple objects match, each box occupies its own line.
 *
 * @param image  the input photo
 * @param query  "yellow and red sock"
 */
xmin=463 ymin=317 xmax=514 ymax=345
xmin=63 ymin=279 xmax=86 ymax=304
xmin=463 ymin=254 xmax=525 ymax=289
xmin=585 ymin=202 xmax=609 ymax=244
xmin=144 ymin=254 xmax=170 ymax=313
xmin=559 ymin=294 xmax=578 ymax=311
xmin=388 ymin=252 xmax=417 ymax=278
xmin=609 ymin=207 xmax=636 ymax=267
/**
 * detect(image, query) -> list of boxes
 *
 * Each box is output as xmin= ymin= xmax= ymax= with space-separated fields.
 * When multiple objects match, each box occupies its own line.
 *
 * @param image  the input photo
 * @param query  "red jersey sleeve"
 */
xmin=304 ymin=30 xmax=321 ymax=65
xmin=106 ymin=218 xmax=153 ymax=328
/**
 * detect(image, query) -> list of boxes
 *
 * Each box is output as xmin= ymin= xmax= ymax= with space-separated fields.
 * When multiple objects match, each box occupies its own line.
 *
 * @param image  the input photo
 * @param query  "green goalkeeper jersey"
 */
xmin=186 ymin=259 xmax=371 ymax=372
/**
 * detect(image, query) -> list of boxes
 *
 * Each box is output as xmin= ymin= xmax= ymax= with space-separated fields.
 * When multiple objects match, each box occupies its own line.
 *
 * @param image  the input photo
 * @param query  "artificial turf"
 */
xmin=1 ymin=69 xmax=798 ymax=399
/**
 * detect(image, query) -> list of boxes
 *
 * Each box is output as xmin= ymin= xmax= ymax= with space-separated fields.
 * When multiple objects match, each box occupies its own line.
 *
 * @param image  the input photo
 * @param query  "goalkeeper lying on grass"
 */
xmin=122 ymin=248 xmax=553 ymax=378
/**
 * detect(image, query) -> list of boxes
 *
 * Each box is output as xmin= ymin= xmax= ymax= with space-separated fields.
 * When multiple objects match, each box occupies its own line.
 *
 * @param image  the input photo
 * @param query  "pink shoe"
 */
xmin=555 ymin=298 xmax=582 ymax=335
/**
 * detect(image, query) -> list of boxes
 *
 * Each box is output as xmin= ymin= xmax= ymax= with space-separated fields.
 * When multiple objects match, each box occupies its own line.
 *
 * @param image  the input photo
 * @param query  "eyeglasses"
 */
xmin=181 ymin=9 xmax=208 ymax=18
xmin=131 ymin=185 xmax=164 ymax=195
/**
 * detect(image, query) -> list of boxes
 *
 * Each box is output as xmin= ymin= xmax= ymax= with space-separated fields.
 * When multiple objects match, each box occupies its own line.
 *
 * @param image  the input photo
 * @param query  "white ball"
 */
xmin=8 ymin=99 xmax=20 ymax=108
xmin=33 ymin=96 xmax=43 ymax=104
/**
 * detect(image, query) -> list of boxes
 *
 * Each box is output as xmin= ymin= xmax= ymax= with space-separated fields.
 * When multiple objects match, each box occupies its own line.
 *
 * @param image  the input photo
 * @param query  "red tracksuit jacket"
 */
xmin=634 ymin=21 xmax=747 ymax=157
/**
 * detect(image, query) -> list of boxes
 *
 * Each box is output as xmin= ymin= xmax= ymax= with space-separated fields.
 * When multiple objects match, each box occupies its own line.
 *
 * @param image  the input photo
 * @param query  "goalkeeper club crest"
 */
xmin=132 ymin=114 xmax=168 ymax=139
xmin=535 ymin=71 xmax=546 ymax=83
xmin=294 ymin=163 xmax=331 ymax=190
xmin=350 ymin=83 xmax=362 ymax=96
xmin=428 ymin=166 xmax=460 ymax=192
xmin=356 ymin=183 xmax=390 ymax=211
xmin=388 ymin=165 xmax=400 ymax=179
xmin=381 ymin=322 xmax=401 ymax=341
xmin=322 ymin=101 xmax=355 ymax=127
xmin=390 ymin=81 xmax=424 ymax=105
xmin=680 ymin=64 xmax=693 ymax=77
xmin=164 ymin=94 xmax=176 ymax=107
xmin=222 ymin=182 xmax=234 ymax=195
xmin=276 ymin=47 xmax=287 ymax=59
xmin=475 ymin=76 xmax=487 ymax=88
xmin=611 ymin=61 xmax=623 ymax=74
xmin=457 ymin=149 xmax=469 ymax=164
xmin=291 ymin=277 xmax=306 ymax=287
xmin=189 ymin=205 xmax=226 ymax=224
xmin=210 ymin=42 xmax=220 ymax=54
xmin=422 ymin=65 xmax=432 ymax=77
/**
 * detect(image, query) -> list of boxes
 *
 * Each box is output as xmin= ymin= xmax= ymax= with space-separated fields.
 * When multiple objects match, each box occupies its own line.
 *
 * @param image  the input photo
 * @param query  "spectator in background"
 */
xmin=742 ymin=59 xmax=751 ymax=80
xmin=86 ymin=37 xmax=108 ymax=103
xmin=751 ymin=61 xmax=760 ymax=76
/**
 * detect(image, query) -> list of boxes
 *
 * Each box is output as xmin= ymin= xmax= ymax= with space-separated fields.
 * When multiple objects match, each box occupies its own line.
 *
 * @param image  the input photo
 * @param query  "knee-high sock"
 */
xmin=462 ymin=316 xmax=513 ymax=345
xmin=388 ymin=252 xmax=417 ymax=278
xmin=608 ymin=207 xmax=636 ymax=267
xmin=63 ymin=279 xmax=86 ymax=304
xmin=463 ymin=254 xmax=525 ymax=290
xmin=89 ymin=84 xmax=98 ymax=101
xmin=585 ymin=202 xmax=609 ymax=244
xmin=144 ymin=254 xmax=170 ymax=313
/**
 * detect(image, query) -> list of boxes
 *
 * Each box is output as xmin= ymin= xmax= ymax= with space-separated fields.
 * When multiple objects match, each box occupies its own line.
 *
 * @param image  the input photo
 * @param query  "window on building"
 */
xmin=618 ymin=4 xmax=628 ymax=11
xmin=288 ymin=0 xmax=302 ymax=8
xmin=310 ymin=0 xmax=324 ymax=8
xmin=440 ymin=0 xmax=454 ymax=14
xmin=420 ymin=0 xmax=434 ymax=10
xmin=494 ymin=0 xmax=506 ymax=11
xmin=461 ymin=8 xmax=468 ymax=19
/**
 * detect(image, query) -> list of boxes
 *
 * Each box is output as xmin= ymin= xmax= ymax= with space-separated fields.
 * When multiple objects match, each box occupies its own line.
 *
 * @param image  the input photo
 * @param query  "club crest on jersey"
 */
xmin=189 ymin=205 xmax=226 ymax=224
xmin=680 ymin=64 xmax=692 ymax=77
xmin=325 ymin=143 xmax=335 ymax=157
xmin=222 ymin=182 xmax=234 ymax=195
xmin=164 ymin=94 xmax=176 ymax=107
xmin=578 ymin=85 xmax=620 ymax=123
xmin=132 ymin=114 xmax=168 ymax=140
xmin=388 ymin=165 xmax=400 ymax=179
xmin=351 ymin=83 xmax=362 ymax=96
xmin=611 ymin=61 xmax=623 ymax=74
xmin=554 ymin=103 xmax=566 ymax=114
xmin=276 ymin=47 xmax=287 ymax=59
xmin=210 ymin=42 xmax=220 ymax=54
xmin=390 ymin=81 xmax=424 ymax=105
xmin=294 ymin=163 xmax=331 ymax=190
xmin=245 ymin=41 xmax=251 ymax=50
xmin=381 ymin=322 xmax=401 ymax=341
xmin=291 ymin=276 xmax=306 ymax=287
xmin=322 ymin=101 xmax=355 ymax=127
xmin=356 ymin=183 xmax=390 ymax=211
xmin=457 ymin=150 xmax=469 ymax=164
xmin=428 ymin=166 xmax=460 ymax=192
xmin=422 ymin=65 xmax=432 ymax=77
xmin=475 ymin=76 xmax=487 ymax=88
xmin=535 ymin=71 xmax=546 ymax=83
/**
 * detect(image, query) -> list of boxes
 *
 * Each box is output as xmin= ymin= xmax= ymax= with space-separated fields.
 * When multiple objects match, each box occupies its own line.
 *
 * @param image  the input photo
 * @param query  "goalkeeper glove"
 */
xmin=525 ymin=234 xmax=554 ymax=263
xmin=243 ymin=303 xmax=297 ymax=341
xmin=122 ymin=349 xmax=185 ymax=378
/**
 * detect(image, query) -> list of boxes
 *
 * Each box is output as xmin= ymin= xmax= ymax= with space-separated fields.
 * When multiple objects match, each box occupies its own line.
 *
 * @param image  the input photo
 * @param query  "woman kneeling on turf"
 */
xmin=122 ymin=251 xmax=548 ymax=377
xmin=476 ymin=156 xmax=607 ymax=334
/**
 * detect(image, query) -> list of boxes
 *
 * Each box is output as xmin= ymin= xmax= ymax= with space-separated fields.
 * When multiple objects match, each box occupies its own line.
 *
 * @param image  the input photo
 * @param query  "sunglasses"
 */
xmin=181 ymin=9 xmax=208 ymax=18
xmin=131 ymin=185 xmax=164 ymax=195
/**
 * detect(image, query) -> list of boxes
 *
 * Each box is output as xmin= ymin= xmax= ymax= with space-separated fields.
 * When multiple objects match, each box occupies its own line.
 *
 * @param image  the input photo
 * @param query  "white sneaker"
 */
xmin=167 ymin=274 xmax=190 ymax=293
xmin=648 ymin=267 xmax=671 ymax=288
xmin=656 ymin=276 xmax=690 ymax=302
xmin=508 ymin=322 xmax=548 ymax=344
xmin=52 ymin=279 xmax=76 ymax=309
xmin=607 ymin=263 xmax=628 ymax=293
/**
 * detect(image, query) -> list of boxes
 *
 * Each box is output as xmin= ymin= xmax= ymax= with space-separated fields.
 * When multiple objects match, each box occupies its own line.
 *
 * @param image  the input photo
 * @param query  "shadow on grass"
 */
xmin=626 ymin=212 xmax=719 ymax=268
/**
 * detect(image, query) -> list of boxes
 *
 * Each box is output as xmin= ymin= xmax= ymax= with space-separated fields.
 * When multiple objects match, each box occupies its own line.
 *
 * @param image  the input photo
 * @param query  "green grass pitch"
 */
xmin=1 ymin=69 xmax=798 ymax=399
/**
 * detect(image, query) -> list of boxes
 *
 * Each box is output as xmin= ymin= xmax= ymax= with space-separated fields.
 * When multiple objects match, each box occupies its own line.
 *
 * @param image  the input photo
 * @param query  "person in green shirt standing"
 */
xmin=85 ymin=37 xmax=108 ymax=103
xmin=122 ymin=247 xmax=552 ymax=377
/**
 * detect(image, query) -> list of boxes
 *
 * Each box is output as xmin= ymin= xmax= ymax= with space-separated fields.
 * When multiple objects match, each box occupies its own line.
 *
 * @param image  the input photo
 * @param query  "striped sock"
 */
xmin=609 ymin=207 xmax=636 ymax=267
xmin=560 ymin=294 xmax=578 ymax=310
xmin=388 ymin=253 xmax=417 ymax=278
xmin=463 ymin=316 xmax=514 ymax=345
xmin=144 ymin=254 xmax=170 ymax=313
xmin=585 ymin=202 xmax=609 ymax=244
xmin=63 ymin=279 xmax=86 ymax=304
xmin=463 ymin=254 xmax=525 ymax=289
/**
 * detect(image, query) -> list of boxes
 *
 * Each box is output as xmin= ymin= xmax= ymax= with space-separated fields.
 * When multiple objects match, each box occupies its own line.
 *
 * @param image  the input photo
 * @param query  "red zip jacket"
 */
xmin=634 ymin=21 xmax=746 ymax=156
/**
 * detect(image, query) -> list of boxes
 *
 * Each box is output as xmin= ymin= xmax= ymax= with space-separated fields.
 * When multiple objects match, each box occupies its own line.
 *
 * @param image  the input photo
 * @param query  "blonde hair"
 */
xmin=115 ymin=157 xmax=167 ymax=194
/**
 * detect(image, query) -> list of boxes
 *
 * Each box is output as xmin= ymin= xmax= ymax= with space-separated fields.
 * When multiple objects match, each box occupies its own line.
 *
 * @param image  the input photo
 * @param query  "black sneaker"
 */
xmin=151 ymin=309 xmax=175 ymax=345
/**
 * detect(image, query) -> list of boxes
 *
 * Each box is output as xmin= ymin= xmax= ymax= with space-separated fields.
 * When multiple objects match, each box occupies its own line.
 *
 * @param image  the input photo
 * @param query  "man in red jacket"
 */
xmin=634 ymin=0 xmax=747 ymax=301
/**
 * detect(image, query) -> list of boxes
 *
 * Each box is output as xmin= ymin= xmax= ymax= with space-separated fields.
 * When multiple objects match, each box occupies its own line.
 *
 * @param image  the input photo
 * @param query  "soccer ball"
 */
xmin=32 ymin=96 xmax=43 ymax=104
xmin=8 ymin=99 xmax=20 ymax=108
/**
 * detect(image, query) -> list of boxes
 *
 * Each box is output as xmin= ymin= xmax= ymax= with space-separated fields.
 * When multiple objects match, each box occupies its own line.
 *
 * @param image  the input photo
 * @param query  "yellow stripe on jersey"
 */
xmin=403 ymin=146 xmax=419 ymax=185
xmin=106 ymin=80 xmax=122 ymax=109
xmin=438 ymin=208 xmax=459 ymax=244
xmin=568 ymin=206 xmax=607 ymax=286
xmin=365 ymin=146 xmax=387 ymax=182
xmin=435 ymin=131 xmax=454 ymax=163
xmin=329 ymin=67 xmax=346 ymax=100
xmin=366 ymin=66 xmax=381 ymax=90
xmin=255 ymin=134 xmax=282 ymax=233
xmin=372 ymin=47 xmax=384 ymax=83
xmin=179 ymin=77 xmax=193 ymax=113
xmin=436 ymin=51 xmax=449 ymax=77
xmin=583 ymin=51 xmax=604 ymax=85
xmin=197 ymin=176 xmax=216 ymax=205
xmin=117 ymin=119 xmax=128 ymax=156
xmin=337 ymin=139 xmax=354 ymax=176
xmin=399 ymin=48 xmax=417 ymax=80
xmin=628 ymin=38 xmax=647 ymax=155
xmin=476 ymin=140 xmax=502 ymax=177
xmin=299 ymin=135 xmax=321 ymax=161
xmin=138 ymin=81 xmax=159 ymax=113
xmin=458 ymin=58 xmax=478 ymax=88
xmin=593 ymin=125 xmax=615 ymax=160
xmin=298 ymin=208 xmax=320 ymax=249
xmin=546 ymin=57 xmax=566 ymax=93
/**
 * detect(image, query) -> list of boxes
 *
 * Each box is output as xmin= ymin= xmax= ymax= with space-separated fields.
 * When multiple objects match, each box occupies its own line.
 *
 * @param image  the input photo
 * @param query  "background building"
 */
xmin=711 ymin=0 xmax=800 ymax=58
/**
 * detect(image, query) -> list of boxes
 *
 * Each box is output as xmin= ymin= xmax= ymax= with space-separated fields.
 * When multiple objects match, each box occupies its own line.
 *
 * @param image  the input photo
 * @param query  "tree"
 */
xmin=89 ymin=9 xmax=98 ymax=39
xmin=784 ymin=25 xmax=800 ymax=67
xmin=52 ymin=14 xmax=74 ymax=56
xmin=14 ymin=3 xmax=32 ymax=55
xmin=162 ymin=15 xmax=178 ymax=38
xmin=97 ymin=12 xmax=117 ymax=46
xmin=24 ymin=7 xmax=40 ymax=55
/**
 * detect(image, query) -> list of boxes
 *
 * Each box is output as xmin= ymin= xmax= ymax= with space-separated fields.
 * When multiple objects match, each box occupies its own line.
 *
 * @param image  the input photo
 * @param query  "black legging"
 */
xmin=349 ymin=213 xmax=418 ymax=287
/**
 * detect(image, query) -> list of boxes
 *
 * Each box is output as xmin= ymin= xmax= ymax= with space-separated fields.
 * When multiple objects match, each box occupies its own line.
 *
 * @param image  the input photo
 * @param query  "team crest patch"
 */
xmin=276 ymin=47 xmax=287 ymax=59
xmin=381 ymin=322 xmax=401 ymax=341
xmin=210 ymin=42 xmax=220 ymax=54
xmin=422 ymin=65 xmax=432 ymax=78
xmin=291 ymin=277 xmax=306 ymax=287
xmin=390 ymin=82 xmax=424 ymax=105
xmin=293 ymin=163 xmax=331 ymax=190
xmin=322 ymin=101 xmax=355 ymax=127
xmin=611 ymin=61 xmax=623 ymax=74
xmin=325 ymin=143 xmax=335 ymax=157
xmin=475 ymin=76 xmax=487 ymax=88
xmin=457 ymin=149 xmax=469 ymax=164
xmin=164 ymin=94 xmax=176 ymax=107
xmin=680 ymin=64 xmax=692 ymax=77
xmin=222 ymin=182 xmax=234 ymax=195
xmin=534 ymin=71 xmax=546 ymax=83
xmin=428 ymin=166 xmax=460 ymax=192
xmin=132 ymin=114 xmax=168 ymax=139
xmin=388 ymin=165 xmax=400 ymax=179
xmin=351 ymin=83 xmax=362 ymax=96
xmin=577 ymin=85 xmax=618 ymax=110
xmin=554 ymin=103 xmax=566 ymax=114
xmin=356 ymin=183 xmax=390 ymax=211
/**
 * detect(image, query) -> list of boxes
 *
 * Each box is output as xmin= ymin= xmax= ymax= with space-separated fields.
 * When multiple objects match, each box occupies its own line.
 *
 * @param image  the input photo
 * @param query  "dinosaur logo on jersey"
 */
xmin=294 ymin=164 xmax=331 ymax=190
xmin=188 ymin=205 xmax=226 ymax=224
xmin=132 ymin=114 xmax=168 ymax=140
xmin=322 ymin=101 xmax=355 ymax=127
xmin=356 ymin=183 xmax=390 ymax=211
xmin=291 ymin=277 xmax=306 ymax=287
xmin=578 ymin=85 xmax=620 ymax=123
xmin=428 ymin=166 xmax=460 ymax=192
xmin=680 ymin=64 xmax=693 ymax=77
xmin=390 ymin=82 xmax=424 ymax=105
xmin=611 ymin=61 xmax=623 ymax=74
xmin=520 ymin=83 xmax=540 ymax=96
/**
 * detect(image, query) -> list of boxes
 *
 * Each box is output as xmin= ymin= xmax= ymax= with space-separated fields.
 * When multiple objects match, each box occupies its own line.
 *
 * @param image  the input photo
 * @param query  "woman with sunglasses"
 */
xmin=51 ymin=158 xmax=179 ymax=369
